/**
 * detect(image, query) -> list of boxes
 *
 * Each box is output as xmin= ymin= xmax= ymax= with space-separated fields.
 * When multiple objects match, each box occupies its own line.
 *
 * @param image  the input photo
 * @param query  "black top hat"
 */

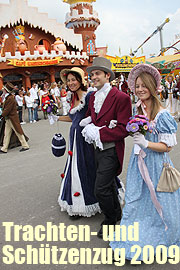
xmin=86 ymin=57 xmax=115 ymax=82
xmin=51 ymin=133 xmax=66 ymax=157
xmin=2 ymin=82 xmax=15 ymax=93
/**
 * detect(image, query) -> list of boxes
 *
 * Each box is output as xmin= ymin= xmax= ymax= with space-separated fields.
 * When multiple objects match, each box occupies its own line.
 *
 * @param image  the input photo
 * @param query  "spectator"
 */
xmin=24 ymin=91 xmax=34 ymax=123
xmin=0 ymin=82 xmax=29 ymax=153
xmin=29 ymin=83 xmax=39 ymax=121
xmin=15 ymin=89 xmax=26 ymax=124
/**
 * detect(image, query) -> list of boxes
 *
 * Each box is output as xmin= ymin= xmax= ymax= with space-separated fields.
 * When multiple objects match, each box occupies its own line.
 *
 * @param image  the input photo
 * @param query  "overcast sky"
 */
xmin=1 ymin=0 xmax=180 ymax=58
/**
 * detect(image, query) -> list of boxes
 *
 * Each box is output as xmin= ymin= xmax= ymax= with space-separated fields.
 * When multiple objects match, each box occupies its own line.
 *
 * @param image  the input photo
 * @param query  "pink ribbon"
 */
xmin=135 ymin=100 xmax=147 ymax=117
xmin=138 ymin=149 xmax=168 ymax=231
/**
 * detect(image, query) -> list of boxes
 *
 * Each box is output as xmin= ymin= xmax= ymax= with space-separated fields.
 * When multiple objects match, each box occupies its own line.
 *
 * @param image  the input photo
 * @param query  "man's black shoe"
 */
xmin=0 ymin=150 xmax=7 ymax=154
xmin=97 ymin=226 xmax=103 ymax=239
xmin=97 ymin=221 xmax=116 ymax=239
xmin=19 ymin=148 xmax=29 ymax=152
xmin=69 ymin=215 xmax=82 ymax=220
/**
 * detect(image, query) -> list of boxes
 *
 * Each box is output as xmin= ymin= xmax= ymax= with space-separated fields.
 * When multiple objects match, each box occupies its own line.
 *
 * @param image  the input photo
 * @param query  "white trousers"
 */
xmin=1 ymin=119 xmax=29 ymax=152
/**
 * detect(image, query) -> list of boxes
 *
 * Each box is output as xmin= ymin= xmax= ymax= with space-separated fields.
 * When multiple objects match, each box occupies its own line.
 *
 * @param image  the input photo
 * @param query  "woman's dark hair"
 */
xmin=66 ymin=71 xmax=87 ymax=92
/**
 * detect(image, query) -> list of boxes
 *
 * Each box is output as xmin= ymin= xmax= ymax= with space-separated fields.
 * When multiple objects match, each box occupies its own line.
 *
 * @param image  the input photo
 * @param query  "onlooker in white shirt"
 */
xmin=29 ymin=83 xmax=39 ymax=121
xmin=15 ymin=90 xmax=25 ymax=124
xmin=60 ymin=84 xmax=68 ymax=115
xmin=50 ymin=82 xmax=60 ymax=106
xmin=24 ymin=92 xmax=34 ymax=123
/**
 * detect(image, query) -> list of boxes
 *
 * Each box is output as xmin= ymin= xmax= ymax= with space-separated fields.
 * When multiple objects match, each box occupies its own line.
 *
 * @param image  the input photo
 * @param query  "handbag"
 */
xmin=157 ymin=155 xmax=180 ymax=192
xmin=32 ymin=102 xmax=38 ymax=109
xmin=51 ymin=133 xmax=66 ymax=157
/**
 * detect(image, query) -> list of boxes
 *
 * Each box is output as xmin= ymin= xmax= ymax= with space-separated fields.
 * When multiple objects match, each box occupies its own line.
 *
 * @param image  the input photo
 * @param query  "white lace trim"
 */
xmin=94 ymin=83 xmax=111 ymax=114
xmin=58 ymin=200 xmax=101 ymax=217
xmin=66 ymin=92 xmax=87 ymax=115
xmin=118 ymin=183 xmax=125 ymax=207
xmin=94 ymin=131 xmax=104 ymax=150
xmin=158 ymin=133 xmax=177 ymax=147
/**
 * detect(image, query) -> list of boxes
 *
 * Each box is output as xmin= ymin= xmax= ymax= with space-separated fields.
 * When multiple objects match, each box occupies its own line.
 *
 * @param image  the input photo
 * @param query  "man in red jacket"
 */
xmin=81 ymin=57 xmax=132 ymax=238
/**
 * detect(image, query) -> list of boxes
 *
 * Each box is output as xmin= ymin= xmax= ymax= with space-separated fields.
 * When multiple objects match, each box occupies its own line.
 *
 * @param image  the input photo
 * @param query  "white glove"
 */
xmin=79 ymin=116 xmax=92 ymax=127
xmin=82 ymin=123 xmax=98 ymax=142
xmin=48 ymin=114 xmax=59 ymax=125
xmin=82 ymin=123 xmax=104 ymax=150
xmin=133 ymin=133 xmax=149 ymax=149
xmin=108 ymin=120 xmax=117 ymax=129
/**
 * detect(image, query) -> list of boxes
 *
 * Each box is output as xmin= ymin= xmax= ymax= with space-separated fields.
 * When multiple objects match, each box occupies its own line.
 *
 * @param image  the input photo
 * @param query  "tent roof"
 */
xmin=146 ymin=53 xmax=180 ymax=64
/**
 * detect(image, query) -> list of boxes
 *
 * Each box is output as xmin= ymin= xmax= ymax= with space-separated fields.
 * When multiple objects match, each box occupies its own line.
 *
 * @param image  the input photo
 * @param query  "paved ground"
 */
xmin=0 ymin=109 xmax=180 ymax=270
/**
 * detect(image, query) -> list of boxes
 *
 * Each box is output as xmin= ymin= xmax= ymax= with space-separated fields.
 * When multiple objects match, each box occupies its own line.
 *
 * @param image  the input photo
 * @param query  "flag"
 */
xmin=141 ymin=47 xmax=144 ymax=54
xmin=106 ymin=44 xmax=108 ymax=52
xmin=130 ymin=47 xmax=132 ymax=55
xmin=119 ymin=46 xmax=121 ymax=55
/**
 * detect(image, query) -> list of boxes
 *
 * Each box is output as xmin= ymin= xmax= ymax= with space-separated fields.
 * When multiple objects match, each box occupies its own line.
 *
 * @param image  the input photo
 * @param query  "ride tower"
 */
xmin=63 ymin=0 xmax=100 ymax=56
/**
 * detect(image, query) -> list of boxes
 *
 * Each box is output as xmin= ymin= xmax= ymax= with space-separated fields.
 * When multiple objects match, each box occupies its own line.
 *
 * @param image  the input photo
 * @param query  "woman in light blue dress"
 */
xmin=110 ymin=64 xmax=180 ymax=261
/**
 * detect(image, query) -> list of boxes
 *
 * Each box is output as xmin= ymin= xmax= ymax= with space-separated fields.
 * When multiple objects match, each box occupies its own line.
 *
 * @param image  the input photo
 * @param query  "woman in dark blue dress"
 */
xmin=58 ymin=67 xmax=101 ymax=218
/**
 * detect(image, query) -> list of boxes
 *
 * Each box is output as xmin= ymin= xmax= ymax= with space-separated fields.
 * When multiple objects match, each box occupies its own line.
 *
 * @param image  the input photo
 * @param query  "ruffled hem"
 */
xmin=110 ymin=240 xmax=180 ymax=261
xmin=58 ymin=199 xmax=101 ymax=217
xmin=158 ymin=133 xmax=177 ymax=147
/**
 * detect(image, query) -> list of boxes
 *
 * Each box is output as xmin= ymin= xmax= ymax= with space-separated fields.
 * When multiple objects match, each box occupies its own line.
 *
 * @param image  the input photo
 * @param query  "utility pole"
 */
xmin=158 ymin=18 xmax=170 ymax=55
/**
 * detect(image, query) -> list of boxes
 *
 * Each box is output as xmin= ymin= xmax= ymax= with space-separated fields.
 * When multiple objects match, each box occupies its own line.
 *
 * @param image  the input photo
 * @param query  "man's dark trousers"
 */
xmin=94 ymin=147 xmax=121 ymax=224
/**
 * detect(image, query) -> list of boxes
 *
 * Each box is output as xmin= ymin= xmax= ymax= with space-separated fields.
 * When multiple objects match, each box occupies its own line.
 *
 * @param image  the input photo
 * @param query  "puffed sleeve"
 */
xmin=156 ymin=111 xmax=177 ymax=147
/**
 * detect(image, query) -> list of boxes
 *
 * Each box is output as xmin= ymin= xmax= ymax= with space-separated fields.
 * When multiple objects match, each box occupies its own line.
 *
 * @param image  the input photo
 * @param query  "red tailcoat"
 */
xmin=86 ymin=87 xmax=132 ymax=174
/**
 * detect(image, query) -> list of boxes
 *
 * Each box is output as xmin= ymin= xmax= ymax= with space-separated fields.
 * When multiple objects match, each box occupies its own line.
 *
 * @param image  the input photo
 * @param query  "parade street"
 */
xmin=0 ymin=111 xmax=180 ymax=270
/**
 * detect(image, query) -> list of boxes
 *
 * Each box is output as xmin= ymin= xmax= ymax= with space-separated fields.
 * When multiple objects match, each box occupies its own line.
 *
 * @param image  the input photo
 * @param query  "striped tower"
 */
xmin=63 ymin=0 xmax=100 ymax=55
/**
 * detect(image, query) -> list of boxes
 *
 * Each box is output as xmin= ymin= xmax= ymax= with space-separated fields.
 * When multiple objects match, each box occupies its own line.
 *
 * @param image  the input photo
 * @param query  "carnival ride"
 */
xmin=130 ymin=18 xmax=170 ymax=57
xmin=158 ymin=39 xmax=180 ymax=56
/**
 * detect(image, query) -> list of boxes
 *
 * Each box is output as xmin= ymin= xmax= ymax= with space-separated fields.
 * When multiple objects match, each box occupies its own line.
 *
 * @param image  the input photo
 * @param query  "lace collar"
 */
xmin=149 ymin=109 xmax=168 ymax=131
xmin=66 ymin=92 xmax=87 ymax=115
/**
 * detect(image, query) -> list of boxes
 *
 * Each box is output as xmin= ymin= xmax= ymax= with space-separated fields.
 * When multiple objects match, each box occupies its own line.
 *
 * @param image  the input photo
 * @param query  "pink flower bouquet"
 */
xmin=126 ymin=115 xmax=152 ymax=154
xmin=126 ymin=115 xmax=152 ymax=136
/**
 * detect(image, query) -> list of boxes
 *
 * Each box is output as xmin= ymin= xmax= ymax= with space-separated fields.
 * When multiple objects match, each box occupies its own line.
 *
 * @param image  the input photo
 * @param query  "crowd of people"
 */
xmin=0 ymin=80 xmax=68 ymax=124
xmin=0 ymin=57 xmax=180 ymax=263
xmin=0 ymin=80 xmax=68 ymax=152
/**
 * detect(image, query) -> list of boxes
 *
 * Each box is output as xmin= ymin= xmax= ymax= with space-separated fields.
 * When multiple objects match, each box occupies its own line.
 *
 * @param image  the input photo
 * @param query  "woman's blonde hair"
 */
xmin=136 ymin=72 xmax=163 ymax=120
xmin=51 ymin=82 xmax=57 ymax=88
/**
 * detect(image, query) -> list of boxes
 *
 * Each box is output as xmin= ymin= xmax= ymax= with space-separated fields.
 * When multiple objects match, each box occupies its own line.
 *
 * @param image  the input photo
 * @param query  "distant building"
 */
xmin=0 ymin=0 xmax=100 ymax=89
xmin=106 ymin=55 xmax=146 ymax=75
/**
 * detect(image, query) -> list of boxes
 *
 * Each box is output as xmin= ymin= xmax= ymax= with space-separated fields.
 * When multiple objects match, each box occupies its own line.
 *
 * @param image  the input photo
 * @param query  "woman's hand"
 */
xmin=79 ymin=116 xmax=92 ymax=127
xmin=133 ymin=133 xmax=149 ymax=149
